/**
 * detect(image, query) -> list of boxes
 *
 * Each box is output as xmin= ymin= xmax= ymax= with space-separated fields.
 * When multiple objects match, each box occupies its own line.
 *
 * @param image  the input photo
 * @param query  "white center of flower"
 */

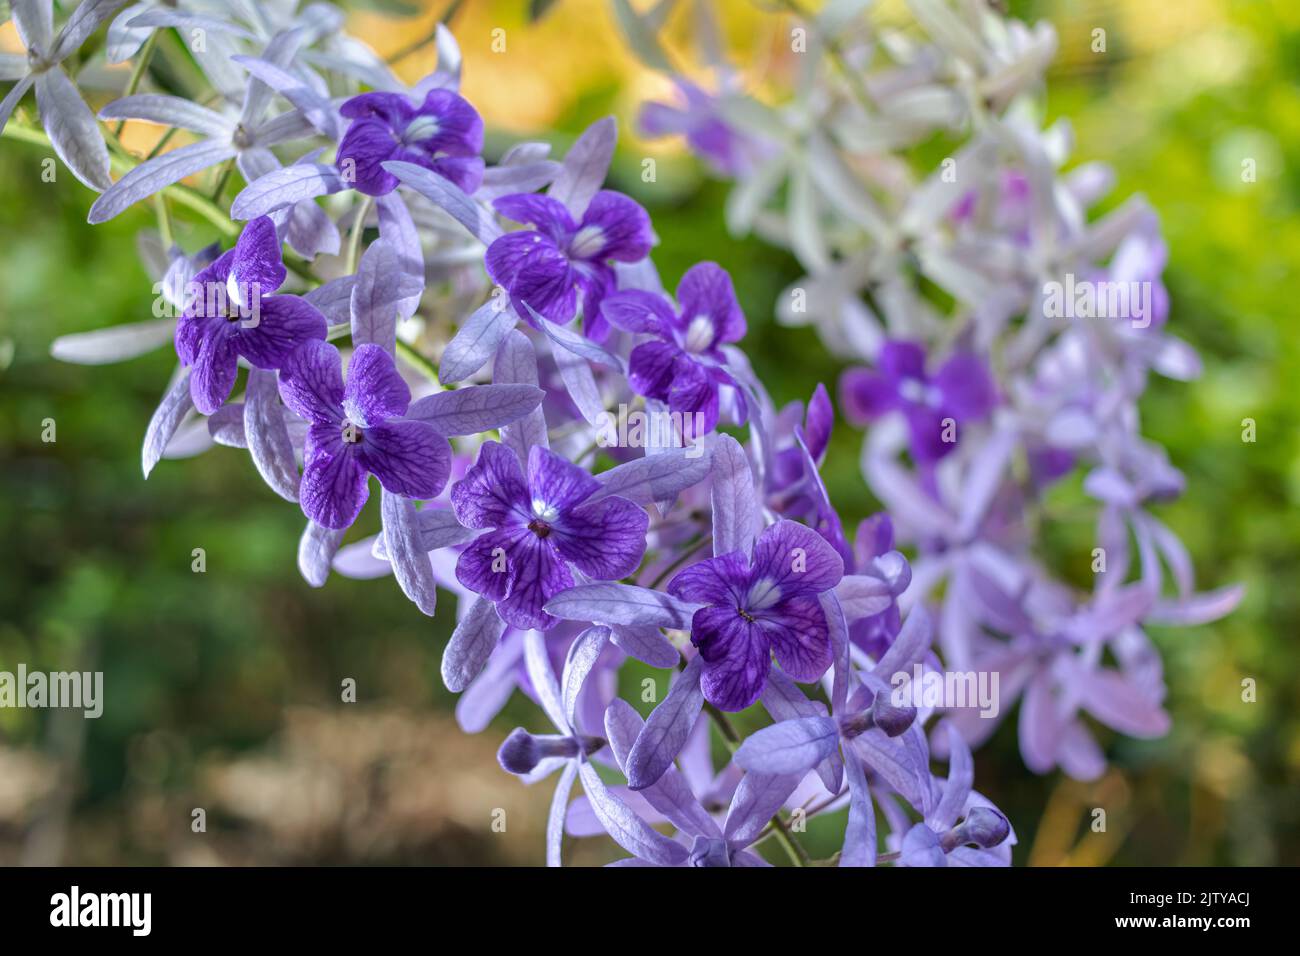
xmin=898 ymin=377 xmax=940 ymax=407
xmin=531 ymin=498 xmax=559 ymax=523
xmin=402 ymin=115 xmax=441 ymax=145
xmin=745 ymin=577 xmax=783 ymax=612
xmin=683 ymin=314 xmax=715 ymax=353
xmin=225 ymin=269 xmax=246 ymax=314
xmin=568 ymin=225 xmax=606 ymax=259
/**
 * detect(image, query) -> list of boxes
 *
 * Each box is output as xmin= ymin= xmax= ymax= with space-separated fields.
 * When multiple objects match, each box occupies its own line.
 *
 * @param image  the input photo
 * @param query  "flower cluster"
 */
xmin=627 ymin=0 xmax=1242 ymax=780
xmin=15 ymin=0 xmax=1231 ymax=866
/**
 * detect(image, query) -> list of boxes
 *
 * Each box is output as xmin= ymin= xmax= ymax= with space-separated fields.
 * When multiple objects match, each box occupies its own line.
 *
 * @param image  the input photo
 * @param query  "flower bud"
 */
xmin=498 ymin=729 xmax=578 ymax=775
xmin=940 ymin=806 xmax=1011 ymax=852
xmin=688 ymin=836 xmax=732 ymax=867
xmin=962 ymin=807 xmax=1010 ymax=848
xmin=871 ymin=695 xmax=916 ymax=737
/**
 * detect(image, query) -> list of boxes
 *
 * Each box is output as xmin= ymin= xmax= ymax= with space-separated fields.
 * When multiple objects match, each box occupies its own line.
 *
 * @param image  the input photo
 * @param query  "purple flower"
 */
xmin=767 ymin=384 xmax=833 ymax=495
xmin=495 ymin=627 xmax=615 ymax=867
xmin=840 ymin=340 xmax=996 ymax=463
xmin=336 ymin=89 xmax=484 ymax=196
xmin=278 ymin=340 xmax=451 ymax=529
xmin=1108 ymin=216 xmax=1170 ymax=329
xmin=450 ymin=442 xmax=650 ymax=631
xmin=638 ymin=79 xmax=767 ymax=178
xmin=175 ymin=216 xmax=327 ymax=415
xmin=602 ymin=261 xmax=747 ymax=432
xmin=897 ymin=728 xmax=1012 ymax=867
xmin=668 ymin=520 xmax=845 ymax=712
xmin=593 ymin=697 xmax=801 ymax=867
xmin=761 ymin=384 xmax=849 ymax=564
xmin=848 ymin=514 xmax=910 ymax=657
xmin=485 ymin=191 xmax=653 ymax=336
xmin=950 ymin=169 xmax=1033 ymax=246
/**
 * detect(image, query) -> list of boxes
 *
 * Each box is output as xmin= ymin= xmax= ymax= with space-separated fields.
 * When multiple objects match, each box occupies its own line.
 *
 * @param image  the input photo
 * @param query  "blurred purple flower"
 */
xmin=848 ymin=514 xmax=910 ymax=657
xmin=840 ymin=340 xmax=996 ymax=463
xmin=638 ymin=79 xmax=768 ymax=177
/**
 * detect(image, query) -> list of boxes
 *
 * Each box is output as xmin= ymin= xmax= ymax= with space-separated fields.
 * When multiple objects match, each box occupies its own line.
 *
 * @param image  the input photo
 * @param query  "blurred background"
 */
xmin=1 ymin=0 xmax=1296 ymax=865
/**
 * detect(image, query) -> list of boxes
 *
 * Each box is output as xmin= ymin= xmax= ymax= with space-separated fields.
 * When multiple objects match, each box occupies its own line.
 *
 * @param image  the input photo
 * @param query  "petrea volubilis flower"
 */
xmin=756 ymin=382 xmax=852 ymax=565
xmin=485 ymin=191 xmax=653 ymax=335
xmin=668 ymin=519 xmax=845 ymax=711
xmin=840 ymin=340 xmax=996 ymax=463
xmin=0 ymin=0 xmax=120 ymax=191
xmin=602 ymin=261 xmax=747 ymax=432
xmin=767 ymin=383 xmax=834 ymax=497
xmin=450 ymin=442 xmax=650 ymax=631
xmin=896 ymin=728 xmax=1012 ymax=867
xmin=638 ymin=79 xmax=768 ymax=178
xmin=41 ymin=0 xmax=1240 ymax=869
xmin=175 ymin=216 xmax=327 ymax=415
xmin=496 ymin=628 xmax=613 ymax=867
xmin=278 ymin=340 xmax=450 ymax=529
xmin=336 ymin=88 xmax=485 ymax=196
xmin=847 ymin=514 xmax=910 ymax=657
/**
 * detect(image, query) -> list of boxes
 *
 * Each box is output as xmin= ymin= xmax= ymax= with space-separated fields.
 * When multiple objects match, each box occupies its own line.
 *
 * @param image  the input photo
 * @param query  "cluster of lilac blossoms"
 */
xmin=626 ymin=0 xmax=1243 ymax=783
xmin=17 ymin=0 xmax=1234 ymax=867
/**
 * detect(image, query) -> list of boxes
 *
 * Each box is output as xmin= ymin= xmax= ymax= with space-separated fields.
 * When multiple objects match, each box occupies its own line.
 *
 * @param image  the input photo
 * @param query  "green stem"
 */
xmin=387 ymin=0 xmax=466 ymax=64
xmin=345 ymin=194 xmax=374 ymax=275
xmin=145 ymin=125 xmax=179 ymax=161
xmin=114 ymin=31 xmax=160 ymax=137
xmin=396 ymin=339 xmax=439 ymax=385
xmin=702 ymin=703 xmax=809 ymax=867
xmin=210 ymin=156 xmax=236 ymax=202
xmin=154 ymin=193 xmax=173 ymax=247
xmin=648 ymin=534 xmax=712 ymax=590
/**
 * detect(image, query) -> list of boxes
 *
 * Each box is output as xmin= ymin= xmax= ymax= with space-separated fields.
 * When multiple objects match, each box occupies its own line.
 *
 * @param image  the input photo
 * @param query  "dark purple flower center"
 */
xmin=527 ymin=518 xmax=551 ymax=539
xmin=736 ymin=605 xmax=756 ymax=623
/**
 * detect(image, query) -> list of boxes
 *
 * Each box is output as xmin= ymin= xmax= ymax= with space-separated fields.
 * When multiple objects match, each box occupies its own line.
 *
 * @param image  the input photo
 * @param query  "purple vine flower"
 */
xmin=760 ymin=383 xmax=851 ymax=565
xmin=667 ymin=519 xmax=845 ymax=711
xmin=49 ymin=5 xmax=1246 ymax=869
xmin=278 ymin=341 xmax=451 ymax=529
xmin=767 ymin=384 xmax=833 ymax=496
xmin=840 ymin=340 xmax=996 ymax=463
xmin=897 ymin=728 xmax=1012 ymax=866
xmin=336 ymin=89 xmax=484 ymax=196
xmin=450 ymin=442 xmax=650 ymax=631
xmin=485 ymin=191 xmax=653 ymax=336
xmin=848 ymin=514 xmax=910 ymax=657
xmin=175 ymin=216 xmax=327 ymax=415
xmin=601 ymin=261 xmax=747 ymax=432
xmin=594 ymin=698 xmax=800 ymax=867
xmin=638 ymin=79 xmax=768 ymax=178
